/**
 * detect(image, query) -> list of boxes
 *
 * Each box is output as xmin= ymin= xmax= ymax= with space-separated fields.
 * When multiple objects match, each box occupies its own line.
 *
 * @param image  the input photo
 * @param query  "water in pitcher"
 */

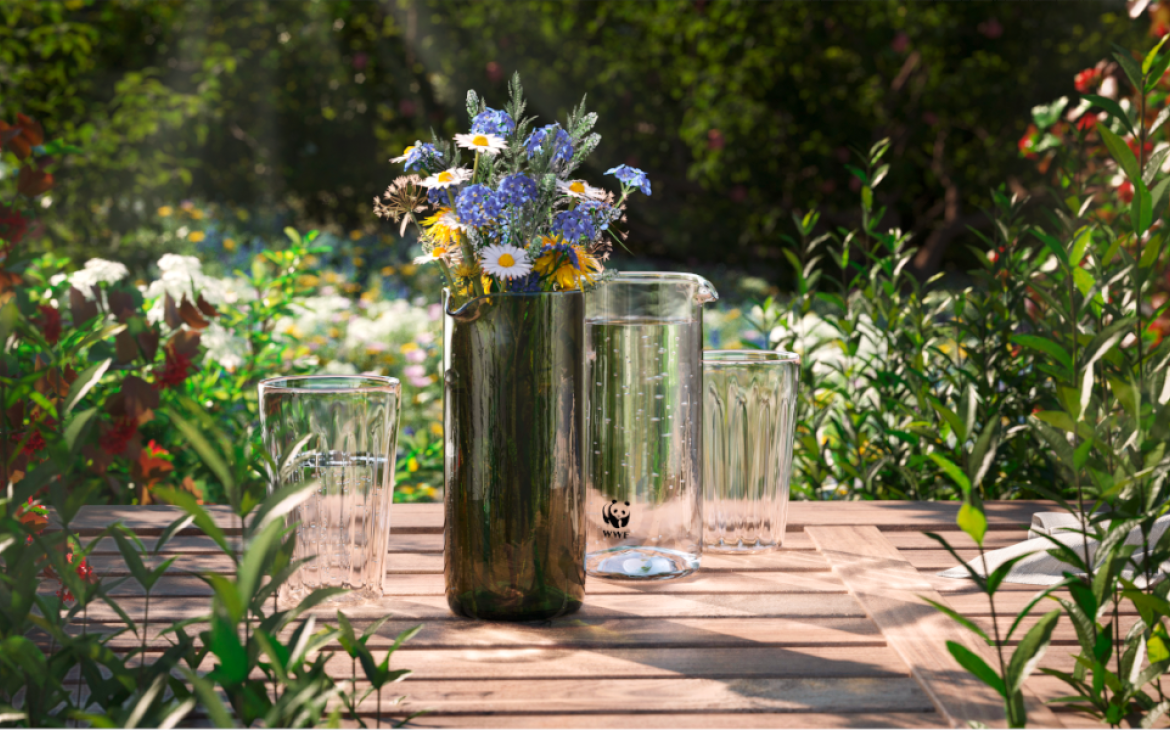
xmin=585 ymin=318 xmax=703 ymax=579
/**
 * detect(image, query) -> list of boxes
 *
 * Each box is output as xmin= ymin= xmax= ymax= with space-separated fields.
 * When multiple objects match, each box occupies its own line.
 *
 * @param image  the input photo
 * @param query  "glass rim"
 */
xmin=703 ymin=349 xmax=800 ymax=364
xmin=258 ymin=374 xmax=401 ymax=394
xmin=607 ymin=271 xmax=708 ymax=283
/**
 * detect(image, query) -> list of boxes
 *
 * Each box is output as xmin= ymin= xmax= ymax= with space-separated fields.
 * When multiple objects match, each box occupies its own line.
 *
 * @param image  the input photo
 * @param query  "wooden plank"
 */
xmin=353 ymin=677 xmax=937 ymax=714
xmin=884 ymin=531 xmax=1027 ymax=551
xmin=64 ymin=503 xmax=443 ymax=535
xmin=385 ymin=551 xmax=833 ymax=573
xmin=379 ymin=712 xmax=946 ymax=728
xmin=69 ymin=616 xmax=888 ymax=651
xmin=73 ymin=593 xmax=869 ymax=623
xmin=807 ymin=525 xmax=1065 ymax=729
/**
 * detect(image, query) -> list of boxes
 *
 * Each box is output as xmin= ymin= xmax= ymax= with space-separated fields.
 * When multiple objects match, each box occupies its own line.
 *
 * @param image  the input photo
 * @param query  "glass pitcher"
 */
xmin=585 ymin=272 xmax=718 ymax=580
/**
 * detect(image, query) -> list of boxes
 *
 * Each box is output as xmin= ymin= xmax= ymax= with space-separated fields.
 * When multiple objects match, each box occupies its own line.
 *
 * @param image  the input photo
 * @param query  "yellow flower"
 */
xmin=157 ymin=205 xmax=173 ymax=217
xmin=353 ymin=256 xmax=365 ymax=267
xmin=224 ymin=238 xmax=237 ymax=251
xmin=534 ymin=237 xmax=603 ymax=290
xmin=401 ymin=264 xmax=418 ymax=276
xmin=429 ymin=422 xmax=443 ymax=437
xmin=188 ymin=231 xmax=205 ymax=243
xmin=422 ymin=207 xmax=463 ymax=247
xmin=401 ymin=342 xmax=420 ymax=353
xmin=453 ymin=262 xmax=478 ymax=279
xmin=189 ymin=209 xmax=204 ymax=220
xmin=298 ymin=274 xmax=319 ymax=287
xmin=407 ymin=458 xmax=419 ymax=473
xmin=350 ymin=230 xmax=362 ymax=240
xmin=381 ymin=265 xmax=397 ymax=276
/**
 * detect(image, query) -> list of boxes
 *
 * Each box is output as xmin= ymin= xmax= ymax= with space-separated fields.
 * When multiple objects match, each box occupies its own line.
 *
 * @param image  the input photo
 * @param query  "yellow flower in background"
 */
xmin=408 ymin=458 xmax=419 ymax=472
xmin=401 ymin=264 xmax=418 ymax=276
xmin=157 ymin=205 xmax=173 ymax=217
xmin=188 ymin=231 xmax=205 ymax=243
xmin=401 ymin=342 xmax=420 ymax=353
xmin=189 ymin=209 xmax=204 ymax=220
xmin=430 ymin=422 xmax=443 ymax=437
xmin=224 ymin=238 xmax=237 ymax=251
xmin=353 ymin=256 xmax=365 ymax=267
xmin=350 ymin=230 xmax=362 ymax=240
xmin=381 ymin=266 xmax=397 ymax=276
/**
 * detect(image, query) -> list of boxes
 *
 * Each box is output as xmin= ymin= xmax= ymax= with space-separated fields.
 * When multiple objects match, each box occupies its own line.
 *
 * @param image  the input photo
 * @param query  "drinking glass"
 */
xmin=703 ymin=350 xmax=799 ymax=552
xmin=258 ymin=375 xmax=400 ymax=605
xmin=585 ymin=272 xmax=718 ymax=580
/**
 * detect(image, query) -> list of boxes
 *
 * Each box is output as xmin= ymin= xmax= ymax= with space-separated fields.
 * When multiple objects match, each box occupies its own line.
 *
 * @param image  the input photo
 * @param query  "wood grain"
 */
xmin=808 ymin=525 xmax=1065 ymax=729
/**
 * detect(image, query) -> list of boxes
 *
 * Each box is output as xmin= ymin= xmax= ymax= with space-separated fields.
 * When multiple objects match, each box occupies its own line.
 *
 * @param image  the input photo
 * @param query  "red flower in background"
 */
xmin=17 ymin=165 xmax=53 ymax=197
xmin=1076 ymin=112 xmax=1099 ymax=132
xmin=99 ymin=417 xmax=137 ymax=456
xmin=154 ymin=345 xmax=194 ymax=389
xmin=0 ymin=206 xmax=27 ymax=245
xmin=1018 ymin=123 xmax=1039 ymax=159
xmin=1127 ymin=137 xmax=1155 ymax=161
xmin=0 ymin=114 xmax=44 ymax=160
xmin=11 ymin=429 xmax=46 ymax=458
xmin=1074 ymin=68 xmax=1101 ymax=93
xmin=1119 ymin=180 xmax=1135 ymax=203
xmin=37 ymin=305 xmax=60 ymax=344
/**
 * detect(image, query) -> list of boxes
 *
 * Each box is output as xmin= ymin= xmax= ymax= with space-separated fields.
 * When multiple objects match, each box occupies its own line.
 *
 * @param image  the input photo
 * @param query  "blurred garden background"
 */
xmin=4 ymin=0 xmax=1167 ymax=505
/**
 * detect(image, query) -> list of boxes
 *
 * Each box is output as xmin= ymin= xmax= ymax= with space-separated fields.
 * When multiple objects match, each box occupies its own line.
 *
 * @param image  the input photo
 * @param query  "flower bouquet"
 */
xmin=376 ymin=75 xmax=652 ymax=620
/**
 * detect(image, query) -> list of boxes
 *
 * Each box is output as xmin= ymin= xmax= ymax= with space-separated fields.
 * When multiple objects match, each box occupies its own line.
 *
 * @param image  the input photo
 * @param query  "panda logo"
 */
xmin=602 ymin=500 xmax=630 ymax=529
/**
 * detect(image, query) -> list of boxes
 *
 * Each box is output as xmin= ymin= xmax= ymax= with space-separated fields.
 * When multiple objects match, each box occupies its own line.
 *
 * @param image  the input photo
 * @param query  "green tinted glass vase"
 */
xmin=442 ymin=290 xmax=586 ymax=621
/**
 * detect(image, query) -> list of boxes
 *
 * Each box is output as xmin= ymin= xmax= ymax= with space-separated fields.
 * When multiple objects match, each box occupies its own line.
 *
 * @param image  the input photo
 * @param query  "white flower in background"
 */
xmin=413 ymin=245 xmax=454 ymax=266
xmin=69 ymin=259 xmax=129 ymax=296
xmin=201 ymin=323 xmax=249 ymax=372
xmin=420 ymin=167 xmax=472 ymax=189
xmin=556 ymin=179 xmax=606 ymax=200
xmin=454 ymin=132 xmax=507 ymax=157
xmin=480 ymin=244 xmax=531 ymax=279
xmin=319 ymin=360 xmax=359 ymax=375
xmin=144 ymin=254 xmax=238 ymax=323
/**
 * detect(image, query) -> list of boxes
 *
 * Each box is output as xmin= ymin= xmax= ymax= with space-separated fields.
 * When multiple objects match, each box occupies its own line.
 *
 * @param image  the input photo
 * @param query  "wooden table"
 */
xmin=65 ymin=501 xmax=1095 ymax=728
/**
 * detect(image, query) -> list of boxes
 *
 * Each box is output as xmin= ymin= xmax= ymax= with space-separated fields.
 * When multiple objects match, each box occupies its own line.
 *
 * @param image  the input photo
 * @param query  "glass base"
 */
xmin=279 ymin=585 xmax=380 ymax=609
xmin=447 ymin=590 xmax=583 ymax=622
xmin=586 ymin=547 xmax=699 ymax=581
xmin=704 ymin=539 xmax=782 ymax=553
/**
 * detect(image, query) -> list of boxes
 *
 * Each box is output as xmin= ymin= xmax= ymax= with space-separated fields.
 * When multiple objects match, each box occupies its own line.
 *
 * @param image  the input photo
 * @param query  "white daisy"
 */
xmin=556 ymin=179 xmax=606 ymax=200
xmin=420 ymin=167 xmax=473 ymax=189
xmin=440 ymin=208 xmax=470 ymax=232
xmin=454 ymin=133 xmax=507 ymax=157
xmin=413 ymin=245 xmax=455 ymax=266
xmin=480 ymin=244 xmax=532 ymax=280
xmin=390 ymin=141 xmax=422 ymax=163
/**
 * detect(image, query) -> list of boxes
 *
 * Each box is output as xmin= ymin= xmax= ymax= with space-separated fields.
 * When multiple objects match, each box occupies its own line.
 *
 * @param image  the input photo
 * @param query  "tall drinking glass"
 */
xmin=259 ymin=375 xmax=400 ymax=605
xmin=703 ymin=350 xmax=799 ymax=552
xmin=585 ymin=272 xmax=718 ymax=580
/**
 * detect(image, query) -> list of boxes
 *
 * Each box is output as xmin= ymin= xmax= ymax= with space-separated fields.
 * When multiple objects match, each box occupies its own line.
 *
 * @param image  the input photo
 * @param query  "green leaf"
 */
xmin=947 ymin=641 xmax=1006 ymax=697
xmin=63 ymin=407 xmax=98 ymax=451
xmin=1113 ymin=45 xmax=1145 ymax=94
xmin=930 ymin=452 xmax=972 ymax=495
xmin=921 ymin=597 xmax=991 ymax=643
xmin=203 ymin=572 xmax=245 ymax=625
xmin=179 ymin=666 xmax=237 ymax=728
xmin=237 ymin=519 xmax=285 ymax=606
xmin=1010 ymin=334 xmax=1073 ymax=373
xmin=1098 ymin=121 xmax=1142 ymax=183
xmin=1069 ymin=227 xmax=1093 ymax=267
xmin=1143 ymin=35 xmax=1169 ymax=73
xmin=929 ymin=399 xmax=967 ymax=443
xmin=1006 ymin=609 xmax=1061 ymax=694
xmin=62 ymin=358 xmax=110 ymax=417
xmin=1133 ymin=178 xmax=1154 ymax=235
xmin=207 ymin=611 xmax=248 ymax=685
xmin=165 ymin=409 xmax=235 ymax=494
xmin=153 ymin=487 xmax=233 ymax=557
xmin=1085 ymin=94 xmax=1137 ymax=137
xmin=958 ymin=502 xmax=988 ymax=547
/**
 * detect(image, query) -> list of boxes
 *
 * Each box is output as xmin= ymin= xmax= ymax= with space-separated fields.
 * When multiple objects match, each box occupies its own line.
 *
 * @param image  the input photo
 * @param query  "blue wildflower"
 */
xmin=471 ymin=107 xmax=516 ymax=138
xmin=606 ymin=164 xmax=652 ymax=196
xmin=428 ymin=186 xmax=453 ymax=207
xmin=497 ymin=173 xmax=538 ymax=208
xmin=505 ymin=271 xmax=543 ymax=293
xmin=578 ymin=200 xmax=617 ymax=231
xmin=525 ymin=124 xmax=574 ymax=165
xmin=551 ymin=208 xmax=596 ymax=242
xmin=394 ymin=142 xmax=443 ymax=172
xmin=456 ymin=184 xmax=503 ymax=227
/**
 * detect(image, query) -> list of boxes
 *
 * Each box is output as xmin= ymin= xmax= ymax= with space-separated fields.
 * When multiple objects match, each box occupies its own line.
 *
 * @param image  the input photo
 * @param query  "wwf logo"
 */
xmin=602 ymin=500 xmax=630 ymax=529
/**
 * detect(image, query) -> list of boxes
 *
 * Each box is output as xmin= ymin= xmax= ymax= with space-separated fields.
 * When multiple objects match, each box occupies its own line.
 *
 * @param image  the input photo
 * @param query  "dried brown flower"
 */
xmin=374 ymin=175 xmax=428 ymax=236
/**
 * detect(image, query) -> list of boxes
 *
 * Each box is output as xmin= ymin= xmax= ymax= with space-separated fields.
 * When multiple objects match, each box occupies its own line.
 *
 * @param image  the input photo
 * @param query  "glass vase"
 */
xmin=703 ymin=350 xmax=799 ymax=552
xmin=584 ymin=272 xmax=718 ymax=580
xmin=443 ymin=289 xmax=586 ymax=621
xmin=258 ymin=375 xmax=400 ymax=606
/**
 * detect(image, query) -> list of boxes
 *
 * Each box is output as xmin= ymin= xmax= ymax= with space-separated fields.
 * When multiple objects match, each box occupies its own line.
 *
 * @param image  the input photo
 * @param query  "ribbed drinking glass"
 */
xmin=259 ymin=375 xmax=400 ymax=605
xmin=703 ymin=350 xmax=799 ymax=552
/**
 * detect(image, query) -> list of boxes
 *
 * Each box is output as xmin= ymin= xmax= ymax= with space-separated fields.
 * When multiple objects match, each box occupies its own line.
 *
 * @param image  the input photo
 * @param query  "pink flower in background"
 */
xmin=352 ymin=52 xmax=368 ymax=70
xmin=404 ymin=364 xmax=430 ymax=387
xmin=428 ymin=303 xmax=442 ymax=321
xmin=406 ymin=348 xmax=427 ymax=363
xmin=891 ymin=32 xmax=909 ymax=53
xmin=416 ymin=331 xmax=435 ymax=344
